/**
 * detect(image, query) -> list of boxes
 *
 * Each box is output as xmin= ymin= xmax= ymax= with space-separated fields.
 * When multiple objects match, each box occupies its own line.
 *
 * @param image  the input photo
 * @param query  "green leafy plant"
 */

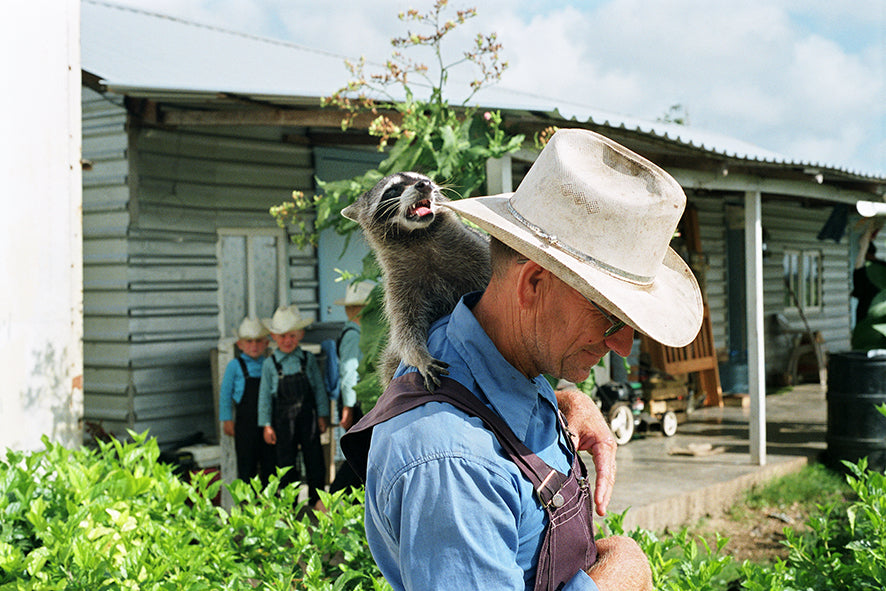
xmin=0 ymin=432 xmax=387 ymax=590
xmin=270 ymin=1 xmax=525 ymax=406
xmin=271 ymin=0 xmax=524 ymax=249
xmin=604 ymin=510 xmax=734 ymax=590
xmin=852 ymin=259 xmax=886 ymax=349
xmin=4 ymin=425 xmax=886 ymax=590
xmin=739 ymin=405 xmax=886 ymax=590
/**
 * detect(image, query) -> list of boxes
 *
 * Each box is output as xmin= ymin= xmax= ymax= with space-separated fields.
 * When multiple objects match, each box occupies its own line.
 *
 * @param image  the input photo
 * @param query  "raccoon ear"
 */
xmin=341 ymin=202 xmax=358 ymax=221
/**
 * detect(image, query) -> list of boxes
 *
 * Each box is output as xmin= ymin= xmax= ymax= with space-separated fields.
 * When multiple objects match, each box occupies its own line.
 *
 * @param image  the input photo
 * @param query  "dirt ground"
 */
xmin=694 ymin=501 xmax=811 ymax=563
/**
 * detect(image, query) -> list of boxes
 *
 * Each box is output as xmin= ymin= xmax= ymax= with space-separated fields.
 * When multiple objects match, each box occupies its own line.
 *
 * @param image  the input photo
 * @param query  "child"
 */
xmin=219 ymin=317 xmax=275 ymax=485
xmin=258 ymin=305 xmax=329 ymax=507
xmin=329 ymin=281 xmax=373 ymax=495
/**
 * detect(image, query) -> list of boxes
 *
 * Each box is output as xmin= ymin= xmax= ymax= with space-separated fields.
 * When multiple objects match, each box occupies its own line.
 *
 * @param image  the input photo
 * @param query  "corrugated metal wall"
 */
xmin=762 ymin=198 xmax=851 ymax=378
xmin=82 ymin=88 xmax=318 ymax=445
xmin=81 ymin=89 xmax=857 ymax=443
xmin=688 ymin=191 xmax=851 ymax=385
xmin=82 ymin=87 xmax=133 ymax=439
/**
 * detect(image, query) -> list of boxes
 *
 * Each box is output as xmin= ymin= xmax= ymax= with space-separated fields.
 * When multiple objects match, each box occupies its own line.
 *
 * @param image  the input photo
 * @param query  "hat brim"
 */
xmin=261 ymin=318 xmax=312 ymax=334
xmin=444 ymin=195 xmax=703 ymax=348
xmin=334 ymin=298 xmax=367 ymax=306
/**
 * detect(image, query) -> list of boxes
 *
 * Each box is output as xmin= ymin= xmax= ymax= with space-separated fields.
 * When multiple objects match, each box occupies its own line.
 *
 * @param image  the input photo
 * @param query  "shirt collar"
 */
xmin=446 ymin=292 xmax=557 ymax=440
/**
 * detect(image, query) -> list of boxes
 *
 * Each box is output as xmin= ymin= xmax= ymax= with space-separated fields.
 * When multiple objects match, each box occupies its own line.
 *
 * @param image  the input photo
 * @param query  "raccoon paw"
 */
xmin=419 ymin=358 xmax=450 ymax=392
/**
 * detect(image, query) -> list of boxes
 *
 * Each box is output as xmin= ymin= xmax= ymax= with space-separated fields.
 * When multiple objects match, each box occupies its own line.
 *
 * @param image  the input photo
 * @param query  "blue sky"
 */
xmin=105 ymin=0 xmax=884 ymax=176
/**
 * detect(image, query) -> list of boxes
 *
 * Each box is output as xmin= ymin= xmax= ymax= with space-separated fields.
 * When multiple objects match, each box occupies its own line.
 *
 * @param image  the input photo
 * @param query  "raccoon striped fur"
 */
xmin=342 ymin=172 xmax=491 ymax=391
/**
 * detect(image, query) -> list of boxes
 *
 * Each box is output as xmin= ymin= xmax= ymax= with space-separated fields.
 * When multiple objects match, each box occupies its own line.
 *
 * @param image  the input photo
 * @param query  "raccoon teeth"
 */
xmin=408 ymin=200 xmax=433 ymax=218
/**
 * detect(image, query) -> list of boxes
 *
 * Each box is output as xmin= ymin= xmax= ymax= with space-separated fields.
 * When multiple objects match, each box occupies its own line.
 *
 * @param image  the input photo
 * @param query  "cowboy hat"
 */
xmin=443 ymin=128 xmax=703 ymax=347
xmin=334 ymin=280 xmax=375 ymax=306
xmin=235 ymin=317 xmax=269 ymax=340
xmin=262 ymin=305 xmax=312 ymax=334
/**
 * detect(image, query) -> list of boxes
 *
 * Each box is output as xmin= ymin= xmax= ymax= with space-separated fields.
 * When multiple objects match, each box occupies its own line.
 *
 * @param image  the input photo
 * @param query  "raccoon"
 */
xmin=342 ymin=172 xmax=491 ymax=391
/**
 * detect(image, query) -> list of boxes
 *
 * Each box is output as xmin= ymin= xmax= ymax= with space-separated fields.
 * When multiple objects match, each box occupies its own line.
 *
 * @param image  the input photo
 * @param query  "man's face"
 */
xmin=534 ymin=276 xmax=634 ymax=383
xmin=272 ymin=329 xmax=305 ymax=354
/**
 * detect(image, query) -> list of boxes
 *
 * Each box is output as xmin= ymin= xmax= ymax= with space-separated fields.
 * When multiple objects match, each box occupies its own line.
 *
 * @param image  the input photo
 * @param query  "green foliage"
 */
xmin=851 ymin=260 xmax=886 ymax=349
xmin=739 ymin=456 xmax=886 ymax=589
xmin=604 ymin=510 xmax=734 ymax=590
xmin=270 ymin=2 xmax=526 ymax=405
xmin=606 ymin=454 xmax=886 ymax=590
xmin=0 ymin=433 xmax=387 ymax=590
xmin=271 ymin=1 xmax=524 ymax=250
xmin=4 ymin=430 xmax=886 ymax=590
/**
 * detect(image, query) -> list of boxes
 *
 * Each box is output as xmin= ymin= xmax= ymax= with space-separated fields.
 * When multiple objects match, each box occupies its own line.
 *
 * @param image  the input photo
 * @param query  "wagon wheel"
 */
xmin=661 ymin=411 xmax=678 ymax=437
xmin=608 ymin=403 xmax=635 ymax=445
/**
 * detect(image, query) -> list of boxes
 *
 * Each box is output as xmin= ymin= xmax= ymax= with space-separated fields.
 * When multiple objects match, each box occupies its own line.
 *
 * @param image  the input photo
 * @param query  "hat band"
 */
xmin=506 ymin=201 xmax=654 ymax=285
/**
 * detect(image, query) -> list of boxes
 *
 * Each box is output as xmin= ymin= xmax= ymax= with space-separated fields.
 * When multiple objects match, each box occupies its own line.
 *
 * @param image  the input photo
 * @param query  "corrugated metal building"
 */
xmin=80 ymin=0 xmax=886 ymax=448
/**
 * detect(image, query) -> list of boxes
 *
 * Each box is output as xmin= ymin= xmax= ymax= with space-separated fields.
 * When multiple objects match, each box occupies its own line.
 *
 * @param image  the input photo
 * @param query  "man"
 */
xmin=344 ymin=129 xmax=703 ymax=590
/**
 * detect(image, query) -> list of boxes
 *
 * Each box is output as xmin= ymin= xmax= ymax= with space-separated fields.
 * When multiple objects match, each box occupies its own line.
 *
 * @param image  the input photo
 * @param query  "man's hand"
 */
xmin=556 ymin=388 xmax=617 ymax=516
xmin=318 ymin=416 xmax=329 ymax=433
xmin=263 ymin=425 xmax=276 ymax=445
xmin=586 ymin=536 xmax=653 ymax=591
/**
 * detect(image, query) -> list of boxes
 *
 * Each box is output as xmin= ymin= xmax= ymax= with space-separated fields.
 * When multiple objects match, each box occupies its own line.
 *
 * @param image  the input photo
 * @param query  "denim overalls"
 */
xmin=343 ymin=373 xmax=597 ymax=590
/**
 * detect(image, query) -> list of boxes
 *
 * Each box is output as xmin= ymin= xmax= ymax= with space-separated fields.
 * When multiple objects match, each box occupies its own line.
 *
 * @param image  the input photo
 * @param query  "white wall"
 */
xmin=0 ymin=0 xmax=83 ymax=450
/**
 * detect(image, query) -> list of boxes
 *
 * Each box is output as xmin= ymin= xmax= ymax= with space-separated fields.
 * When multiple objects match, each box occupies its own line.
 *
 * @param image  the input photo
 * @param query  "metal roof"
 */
xmin=81 ymin=0 xmax=884 ymax=182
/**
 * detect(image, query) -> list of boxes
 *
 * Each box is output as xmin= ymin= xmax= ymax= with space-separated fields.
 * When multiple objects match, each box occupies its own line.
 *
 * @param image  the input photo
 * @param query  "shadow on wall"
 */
xmin=20 ymin=343 xmax=82 ymax=448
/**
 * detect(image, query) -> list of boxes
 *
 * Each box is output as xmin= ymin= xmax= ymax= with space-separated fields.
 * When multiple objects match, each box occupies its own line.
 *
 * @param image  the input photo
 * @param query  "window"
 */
xmin=783 ymin=250 xmax=822 ymax=311
xmin=217 ymin=228 xmax=287 ymax=338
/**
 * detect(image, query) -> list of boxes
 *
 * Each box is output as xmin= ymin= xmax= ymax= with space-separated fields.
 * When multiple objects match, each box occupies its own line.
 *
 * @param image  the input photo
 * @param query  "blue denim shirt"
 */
xmin=364 ymin=292 xmax=599 ymax=591
xmin=338 ymin=320 xmax=362 ymax=408
xmin=257 ymin=347 xmax=329 ymax=427
xmin=218 ymin=354 xmax=264 ymax=422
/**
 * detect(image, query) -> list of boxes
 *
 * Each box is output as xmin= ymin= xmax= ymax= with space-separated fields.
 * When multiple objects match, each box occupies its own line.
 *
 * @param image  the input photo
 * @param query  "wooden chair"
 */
xmin=642 ymin=305 xmax=723 ymax=407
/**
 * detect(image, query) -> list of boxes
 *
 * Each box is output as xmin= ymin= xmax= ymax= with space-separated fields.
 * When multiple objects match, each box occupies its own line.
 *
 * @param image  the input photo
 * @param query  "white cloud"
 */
xmin=94 ymin=0 xmax=885 ymax=174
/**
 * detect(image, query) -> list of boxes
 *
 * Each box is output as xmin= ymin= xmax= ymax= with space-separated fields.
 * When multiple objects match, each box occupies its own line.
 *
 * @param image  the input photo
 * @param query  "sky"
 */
xmin=101 ymin=0 xmax=884 ymax=176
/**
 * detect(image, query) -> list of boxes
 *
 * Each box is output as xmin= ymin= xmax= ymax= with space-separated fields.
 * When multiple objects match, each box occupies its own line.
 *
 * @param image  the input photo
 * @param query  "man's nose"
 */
xmin=604 ymin=326 xmax=635 ymax=357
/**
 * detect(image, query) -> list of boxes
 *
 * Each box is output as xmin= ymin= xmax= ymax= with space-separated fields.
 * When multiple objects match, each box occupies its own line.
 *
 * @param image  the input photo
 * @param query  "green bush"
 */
xmin=0 ymin=432 xmax=386 ymax=590
xmin=3 ymin=429 xmax=886 ymax=589
xmin=738 ymin=456 xmax=886 ymax=590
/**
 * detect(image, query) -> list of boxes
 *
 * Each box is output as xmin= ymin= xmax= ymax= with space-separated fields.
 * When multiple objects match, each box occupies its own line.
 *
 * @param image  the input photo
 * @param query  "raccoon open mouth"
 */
xmin=406 ymin=200 xmax=434 ymax=220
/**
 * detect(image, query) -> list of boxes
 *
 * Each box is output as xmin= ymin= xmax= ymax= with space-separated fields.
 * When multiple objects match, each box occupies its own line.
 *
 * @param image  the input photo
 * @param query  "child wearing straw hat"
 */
xmin=257 ymin=305 xmax=330 ymax=507
xmin=328 ymin=280 xmax=374 ymax=496
xmin=219 ymin=317 xmax=275 ymax=485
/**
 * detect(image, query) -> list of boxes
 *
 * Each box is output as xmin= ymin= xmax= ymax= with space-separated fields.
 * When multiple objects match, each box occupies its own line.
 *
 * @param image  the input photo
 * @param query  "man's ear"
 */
xmin=514 ymin=260 xmax=549 ymax=309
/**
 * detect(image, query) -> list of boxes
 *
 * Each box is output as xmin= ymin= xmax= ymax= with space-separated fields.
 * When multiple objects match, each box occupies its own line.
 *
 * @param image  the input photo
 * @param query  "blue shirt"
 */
xmin=364 ymin=292 xmax=599 ymax=591
xmin=218 ymin=354 xmax=264 ymax=422
xmin=257 ymin=347 xmax=329 ymax=427
xmin=339 ymin=320 xmax=362 ymax=408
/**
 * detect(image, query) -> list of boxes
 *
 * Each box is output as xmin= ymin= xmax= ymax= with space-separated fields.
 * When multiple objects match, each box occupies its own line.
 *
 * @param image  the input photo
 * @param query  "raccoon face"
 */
xmin=342 ymin=172 xmax=444 ymax=233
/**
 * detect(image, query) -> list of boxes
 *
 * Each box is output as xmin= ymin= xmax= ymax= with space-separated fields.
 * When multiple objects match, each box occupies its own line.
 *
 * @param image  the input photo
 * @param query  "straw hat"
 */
xmin=443 ymin=128 xmax=703 ymax=347
xmin=262 ymin=305 xmax=312 ymax=334
xmin=235 ymin=317 xmax=269 ymax=340
xmin=334 ymin=280 xmax=375 ymax=306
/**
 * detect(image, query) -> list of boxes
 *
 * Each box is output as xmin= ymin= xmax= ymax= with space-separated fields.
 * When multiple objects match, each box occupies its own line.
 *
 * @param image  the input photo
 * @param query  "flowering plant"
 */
xmin=271 ymin=0 xmax=524 ymax=248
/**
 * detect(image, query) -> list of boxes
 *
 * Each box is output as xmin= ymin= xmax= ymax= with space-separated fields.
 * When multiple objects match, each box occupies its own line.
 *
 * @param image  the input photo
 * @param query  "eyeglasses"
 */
xmin=585 ymin=297 xmax=628 ymax=338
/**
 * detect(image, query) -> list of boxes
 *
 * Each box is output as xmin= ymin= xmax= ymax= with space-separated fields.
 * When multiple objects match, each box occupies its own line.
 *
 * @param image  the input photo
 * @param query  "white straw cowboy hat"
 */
xmin=444 ymin=128 xmax=703 ymax=347
xmin=262 ymin=305 xmax=312 ymax=334
xmin=334 ymin=280 xmax=375 ymax=306
xmin=235 ymin=317 xmax=269 ymax=340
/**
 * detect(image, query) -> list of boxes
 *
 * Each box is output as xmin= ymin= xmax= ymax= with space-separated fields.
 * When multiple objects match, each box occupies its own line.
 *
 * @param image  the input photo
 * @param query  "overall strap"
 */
xmin=341 ymin=373 xmax=571 ymax=508
xmin=271 ymin=349 xmax=306 ymax=378
xmin=236 ymin=356 xmax=251 ymax=379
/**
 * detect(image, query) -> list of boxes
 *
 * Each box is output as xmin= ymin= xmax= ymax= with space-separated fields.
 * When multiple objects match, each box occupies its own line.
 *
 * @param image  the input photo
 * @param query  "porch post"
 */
xmin=485 ymin=155 xmax=513 ymax=195
xmin=745 ymin=190 xmax=766 ymax=465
